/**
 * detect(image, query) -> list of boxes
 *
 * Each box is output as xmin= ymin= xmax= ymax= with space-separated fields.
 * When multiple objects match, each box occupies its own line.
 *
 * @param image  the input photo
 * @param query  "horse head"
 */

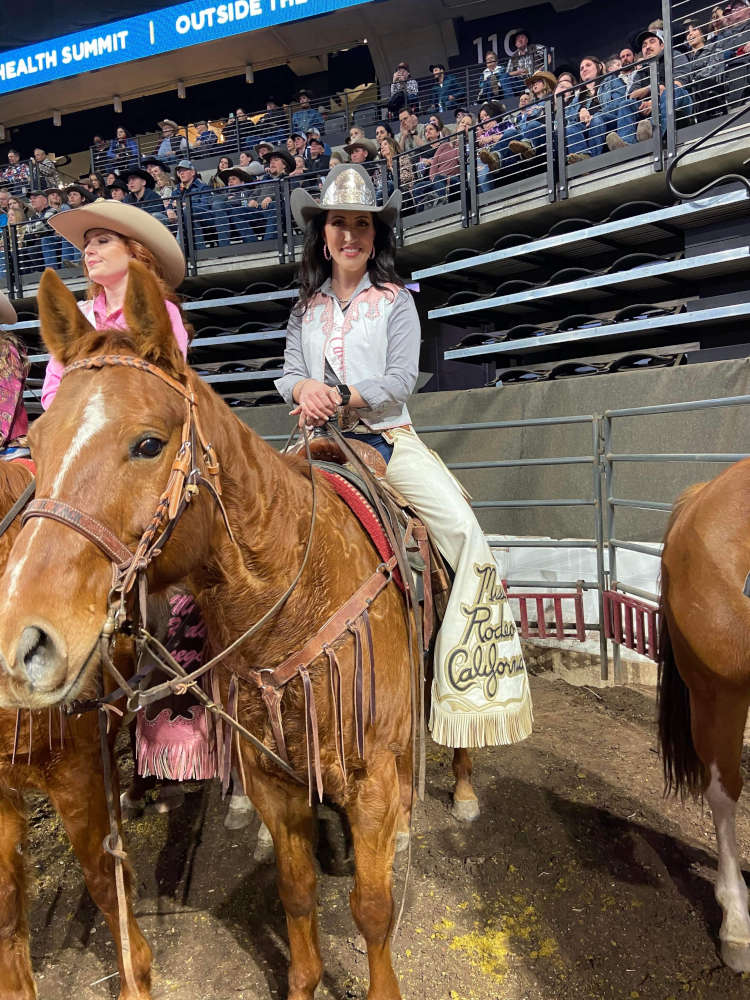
xmin=0 ymin=262 xmax=222 ymax=709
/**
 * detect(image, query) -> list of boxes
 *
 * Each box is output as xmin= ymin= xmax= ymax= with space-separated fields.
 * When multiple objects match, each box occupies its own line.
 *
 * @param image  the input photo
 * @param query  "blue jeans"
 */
xmin=343 ymin=431 xmax=393 ymax=463
xmin=566 ymin=112 xmax=616 ymax=157
xmin=615 ymin=87 xmax=694 ymax=142
xmin=499 ymin=118 xmax=546 ymax=162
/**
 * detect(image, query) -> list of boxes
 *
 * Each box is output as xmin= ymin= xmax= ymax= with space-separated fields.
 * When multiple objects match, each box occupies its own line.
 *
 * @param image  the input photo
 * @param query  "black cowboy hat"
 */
xmin=219 ymin=166 xmax=256 ymax=185
xmin=262 ymin=146 xmax=295 ymax=172
xmin=63 ymin=184 xmax=96 ymax=203
xmin=121 ymin=166 xmax=156 ymax=188
xmin=141 ymin=156 xmax=171 ymax=173
xmin=106 ymin=179 xmax=129 ymax=195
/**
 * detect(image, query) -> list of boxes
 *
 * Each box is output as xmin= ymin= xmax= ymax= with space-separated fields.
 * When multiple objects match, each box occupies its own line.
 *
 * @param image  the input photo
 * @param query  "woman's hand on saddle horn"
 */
xmin=291 ymin=378 xmax=341 ymax=428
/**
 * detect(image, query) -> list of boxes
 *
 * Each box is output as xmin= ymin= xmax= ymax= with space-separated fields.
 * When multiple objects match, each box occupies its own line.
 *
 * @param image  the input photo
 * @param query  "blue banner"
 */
xmin=0 ymin=0 xmax=372 ymax=96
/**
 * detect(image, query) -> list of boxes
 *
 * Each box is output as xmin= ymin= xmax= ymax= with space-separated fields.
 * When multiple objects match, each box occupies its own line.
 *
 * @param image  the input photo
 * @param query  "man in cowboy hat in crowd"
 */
xmin=292 ymin=89 xmax=325 ymax=136
xmin=505 ymin=30 xmax=546 ymax=95
xmin=64 ymin=184 xmax=95 ymax=208
xmin=247 ymin=146 xmax=293 ymax=241
xmin=307 ymin=135 xmax=330 ymax=172
xmin=107 ymin=178 xmax=129 ymax=201
xmin=123 ymin=166 xmax=168 ymax=220
xmin=217 ymin=165 xmax=259 ymax=243
xmin=156 ymin=118 xmax=188 ymax=163
xmin=344 ymin=136 xmax=378 ymax=165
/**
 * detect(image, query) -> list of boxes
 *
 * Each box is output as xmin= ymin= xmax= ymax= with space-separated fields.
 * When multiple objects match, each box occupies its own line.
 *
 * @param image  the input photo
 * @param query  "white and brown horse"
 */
xmin=659 ymin=467 xmax=750 ymax=973
xmin=0 ymin=262 xmax=480 ymax=1000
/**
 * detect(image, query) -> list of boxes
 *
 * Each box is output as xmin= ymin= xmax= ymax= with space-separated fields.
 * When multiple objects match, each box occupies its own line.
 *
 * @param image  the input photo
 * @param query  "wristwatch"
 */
xmin=336 ymin=383 xmax=352 ymax=406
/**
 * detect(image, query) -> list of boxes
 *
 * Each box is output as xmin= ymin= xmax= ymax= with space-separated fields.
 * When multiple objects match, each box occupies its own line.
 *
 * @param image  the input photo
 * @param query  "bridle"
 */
xmin=23 ymin=354 xmax=230 ymax=638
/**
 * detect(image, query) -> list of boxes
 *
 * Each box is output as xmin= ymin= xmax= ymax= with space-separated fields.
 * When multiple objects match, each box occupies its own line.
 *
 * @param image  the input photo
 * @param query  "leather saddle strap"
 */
xmin=23 ymin=498 xmax=132 ymax=567
xmin=266 ymin=555 xmax=397 ymax=690
xmin=349 ymin=618 xmax=365 ymax=760
xmin=361 ymin=608 xmax=376 ymax=726
xmin=253 ymin=676 xmax=291 ymax=766
xmin=211 ymin=668 xmax=226 ymax=782
xmin=300 ymin=666 xmax=323 ymax=805
xmin=222 ymin=675 xmax=239 ymax=797
xmin=325 ymin=646 xmax=347 ymax=782
xmin=412 ymin=520 xmax=434 ymax=648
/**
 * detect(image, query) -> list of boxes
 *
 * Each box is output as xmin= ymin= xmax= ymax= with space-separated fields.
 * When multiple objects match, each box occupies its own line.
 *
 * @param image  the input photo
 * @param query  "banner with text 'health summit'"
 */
xmin=0 ymin=0 xmax=373 ymax=96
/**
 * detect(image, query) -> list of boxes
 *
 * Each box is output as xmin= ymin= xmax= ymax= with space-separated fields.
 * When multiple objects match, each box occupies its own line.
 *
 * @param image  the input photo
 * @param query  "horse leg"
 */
xmin=224 ymin=766 xmax=255 ymax=831
xmin=46 ymin=757 xmax=153 ymax=999
xmin=249 ymin=774 xmax=321 ymax=999
xmin=451 ymin=747 xmax=479 ymax=821
xmin=395 ymin=750 xmax=413 ymax=854
xmin=0 ymin=790 xmax=36 ymax=999
xmin=346 ymin=754 xmax=402 ymax=1000
xmin=690 ymin=684 xmax=750 ymax=972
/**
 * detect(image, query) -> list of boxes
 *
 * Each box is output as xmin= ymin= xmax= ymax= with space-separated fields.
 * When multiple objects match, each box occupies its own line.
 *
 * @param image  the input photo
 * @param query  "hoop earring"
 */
xmin=369 ymin=246 xmax=376 ymax=260
xmin=323 ymin=244 xmax=331 ymax=261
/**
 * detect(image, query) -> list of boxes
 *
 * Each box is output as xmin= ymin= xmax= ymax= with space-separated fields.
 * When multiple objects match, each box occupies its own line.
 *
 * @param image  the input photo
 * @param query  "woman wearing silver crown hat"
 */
xmin=276 ymin=163 xmax=532 ymax=749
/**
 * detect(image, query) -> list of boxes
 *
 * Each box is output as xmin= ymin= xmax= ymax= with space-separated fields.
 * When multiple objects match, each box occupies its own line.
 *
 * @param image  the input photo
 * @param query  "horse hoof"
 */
xmin=253 ymin=822 xmax=275 ymax=863
xmin=395 ymin=831 xmax=410 ymax=853
xmin=120 ymin=791 xmax=145 ymax=820
xmin=451 ymin=797 xmax=480 ymax=822
xmin=721 ymin=939 xmax=750 ymax=973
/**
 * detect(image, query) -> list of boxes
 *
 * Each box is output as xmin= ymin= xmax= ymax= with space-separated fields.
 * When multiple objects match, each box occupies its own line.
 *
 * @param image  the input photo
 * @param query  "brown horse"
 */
xmin=0 ymin=460 xmax=153 ymax=999
xmin=658 ymin=466 xmax=750 ymax=974
xmin=0 ymin=262 xmax=480 ymax=1000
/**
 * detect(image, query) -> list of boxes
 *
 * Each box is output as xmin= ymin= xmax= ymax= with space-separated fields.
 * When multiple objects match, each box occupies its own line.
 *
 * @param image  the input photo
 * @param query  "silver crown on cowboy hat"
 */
xmin=290 ymin=163 xmax=401 ymax=231
xmin=0 ymin=291 xmax=17 ymax=327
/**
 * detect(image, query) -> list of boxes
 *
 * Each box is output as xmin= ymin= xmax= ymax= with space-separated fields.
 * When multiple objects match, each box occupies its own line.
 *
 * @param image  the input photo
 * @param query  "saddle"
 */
xmin=293 ymin=433 xmax=451 ymax=623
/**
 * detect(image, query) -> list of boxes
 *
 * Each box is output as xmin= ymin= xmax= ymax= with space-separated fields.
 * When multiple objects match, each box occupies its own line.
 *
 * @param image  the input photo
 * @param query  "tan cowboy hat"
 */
xmin=290 ymin=163 xmax=401 ymax=230
xmin=525 ymin=69 xmax=557 ymax=90
xmin=49 ymin=200 xmax=185 ymax=288
xmin=0 ymin=291 xmax=17 ymax=326
xmin=158 ymin=118 xmax=181 ymax=131
xmin=343 ymin=137 xmax=379 ymax=160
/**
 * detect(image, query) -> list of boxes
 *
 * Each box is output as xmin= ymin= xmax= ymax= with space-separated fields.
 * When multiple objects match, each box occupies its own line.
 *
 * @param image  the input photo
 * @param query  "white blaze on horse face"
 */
xmin=4 ymin=520 xmax=43 ymax=606
xmin=50 ymin=386 xmax=110 ymax=498
xmin=705 ymin=763 xmax=750 ymax=951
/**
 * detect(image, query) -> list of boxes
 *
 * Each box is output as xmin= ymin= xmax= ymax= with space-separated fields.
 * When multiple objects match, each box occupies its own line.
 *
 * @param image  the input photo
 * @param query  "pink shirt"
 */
xmin=41 ymin=294 xmax=189 ymax=409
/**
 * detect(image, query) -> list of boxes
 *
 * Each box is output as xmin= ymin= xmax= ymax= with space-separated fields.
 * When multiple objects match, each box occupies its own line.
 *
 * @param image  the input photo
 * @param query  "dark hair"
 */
xmin=7 ymin=148 xmax=20 ymax=157
xmin=428 ymin=113 xmax=446 ymax=131
xmin=295 ymin=213 xmax=403 ymax=315
xmin=375 ymin=121 xmax=395 ymax=137
xmin=89 ymin=171 xmax=107 ymax=190
xmin=479 ymin=101 xmax=504 ymax=120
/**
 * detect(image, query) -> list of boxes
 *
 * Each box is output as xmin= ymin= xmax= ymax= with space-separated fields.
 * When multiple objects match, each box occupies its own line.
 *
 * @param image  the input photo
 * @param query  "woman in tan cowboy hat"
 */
xmin=276 ymin=164 xmax=532 ymax=751
xmin=41 ymin=199 xmax=187 ymax=408
xmin=501 ymin=69 xmax=557 ymax=161
xmin=0 ymin=291 xmax=29 ymax=459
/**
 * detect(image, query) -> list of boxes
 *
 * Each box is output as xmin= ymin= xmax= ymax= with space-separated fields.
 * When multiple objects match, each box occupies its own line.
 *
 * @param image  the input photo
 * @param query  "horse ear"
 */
xmin=37 ymin=267 xmax=95 ymax=365
xmin=122 ymin=260 xmax=184 ymax=375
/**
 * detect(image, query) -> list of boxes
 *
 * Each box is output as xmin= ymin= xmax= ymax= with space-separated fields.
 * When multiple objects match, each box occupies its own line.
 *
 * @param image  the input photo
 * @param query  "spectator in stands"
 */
xmin=192 ymin=120 xmax=219 ymax=153
xmin=388 ymin=61 xmax=420 ymax=117
xmin=429 ymin=63 xmax=464 ymax=114
xmin=107 ymin=180 xmax=128 ymax=201
xmin=1 ymin=150 xmax=31 ymax=194
xmin=6 ymin=197 xmax=28 ymax=265
xmin=82 ymin=172 xmax=107 ymax=199
xmin=477 ymin=50 xmax=509 ymax=104
xmin=503 ymin=70 xmax=555 ymax=161
xmin=104 ymin=170 xmax=119 ymax=187
xmin=397 ymin=108 xmax=426 ymax=151
xmin=171 ymin=159 xmax=216 ymax=248
xmin=426 ymin=124 xmax=461 ymax=204
xmin=717 ymin=0 xmax=750 ymax=106
xmin=476 ymin=101 xmax=510 ymax=191
xmin=92 ymin=135 xmax=110 ymax=173
xmin=107 ymin=127 xmax=138 ymax=172
xmin=378 ymin=135 xmax=413 ymax=198
xmin=307 ymin=136 xmax=330 ymax=172
xmin=248 ymin=147 xmax=293 ymax=241
xmin=290 ymin=132 xmax=308 ymax=160
xmin=42 ymin=186 xmax=77 ymax=270
xmin=261 ymin=97 xmax=288 ymax=145
xmin=143 ymin=158 xmax=175 ymax=203
xmin=345 ymin=138 xmax=378 ymax=167
xmin=33 ymin=148 xmax=63 ymax=187
xmin=375 ymin=122 xmax=395 ymax=145
xmin=64 ymin=184 xmax=95 ymax=208
xmin=681 ymin=18 xmax=727 ymax=119
xmin=0 ymin=190 xmax=9 ymax=229
xmin=123 ymin=167 xmax=168 ymax=220
xmin=428 ymin=113 xmax=448 ymax=134
xmin=505 ymin=31 xmax=546 ymax=96
xmin=710 ymin=6 xmax=728 ymax=39
xmin=157 ymin=119 xmax=188 ymax=163
xmin=306 ymin=127 xmax=331 ymax=156
xmin=217 ymin=165 xmax=257 ymax=243
xmin=291 ymin=156 xmax=307 ymax=177
xmin=21 ymin=190 xmax=53 ymax=272
xmin=346 ymin=126 xmax=368 ymax=146
xmin=210 ymin=155 xmax=233 ymax=189
xmin=286 ymin=137 xmax=297 ymax=157
xmin=292 ymin=90 xmax=325 ymax=136
xmin=614 ymin=28 xmax=693 ymax=144
xmin=565 ymin=56 xmax=613 ymax=160
xmin=239 ymin=150 xmax=257 ymax=171
xmin=255 ymin=140 xmax=274 ymax=163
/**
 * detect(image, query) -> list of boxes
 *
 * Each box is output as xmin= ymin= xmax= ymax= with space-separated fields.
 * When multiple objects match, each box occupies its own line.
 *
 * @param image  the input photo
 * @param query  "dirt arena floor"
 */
xmin=24 ymin=672 xmax=750 ymax=1000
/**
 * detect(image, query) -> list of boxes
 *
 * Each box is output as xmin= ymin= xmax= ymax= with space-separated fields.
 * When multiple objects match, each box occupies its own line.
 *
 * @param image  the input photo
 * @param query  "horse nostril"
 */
xmin=17 ymin=625 xmax=66 ymax=692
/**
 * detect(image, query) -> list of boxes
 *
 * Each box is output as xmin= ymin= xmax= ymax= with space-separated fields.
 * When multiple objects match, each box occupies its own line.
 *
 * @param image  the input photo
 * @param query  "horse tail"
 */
xmin=656 ymin=481 xmax=707 ymax=799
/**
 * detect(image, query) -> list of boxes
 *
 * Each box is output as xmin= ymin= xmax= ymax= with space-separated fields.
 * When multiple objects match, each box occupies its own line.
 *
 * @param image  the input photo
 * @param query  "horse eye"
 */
xmin=133 ymin=437 xmax=164 ymax=459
